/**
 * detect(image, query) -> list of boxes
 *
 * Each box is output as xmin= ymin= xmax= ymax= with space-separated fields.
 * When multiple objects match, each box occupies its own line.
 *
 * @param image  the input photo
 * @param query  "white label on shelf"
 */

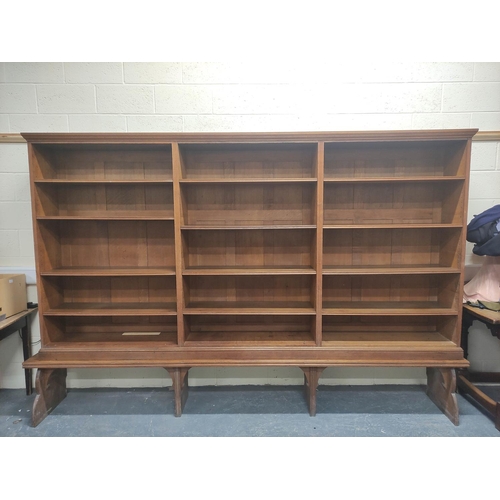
xmin=122 ymin=331 xmax=162 ymax=336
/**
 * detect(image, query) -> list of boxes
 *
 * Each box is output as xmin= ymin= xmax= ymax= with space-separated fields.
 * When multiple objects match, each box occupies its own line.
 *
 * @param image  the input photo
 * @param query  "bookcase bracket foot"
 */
xmin=31 ymin=368 xmax=67 ymax=427
xmin=426 ymin=367 xmax=459 ymax=426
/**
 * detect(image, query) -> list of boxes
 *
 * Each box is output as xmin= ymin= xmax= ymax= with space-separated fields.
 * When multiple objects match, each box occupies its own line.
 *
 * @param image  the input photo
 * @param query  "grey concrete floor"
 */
xmin=1 ymin=384 xmax=499 ymax=437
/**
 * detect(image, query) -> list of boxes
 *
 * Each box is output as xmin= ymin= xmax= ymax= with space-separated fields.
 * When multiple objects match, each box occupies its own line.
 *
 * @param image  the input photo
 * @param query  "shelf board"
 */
xmin=37 ymin=211 xmax=174 ymax=221
xmin=321 ymin=331 xmax=456 ymax=348
xmin=180 ymin=178 xmax=317 ymax=184
xmin=48 ymin=332 xmax=178 ymax=345
xmin=183 ymin=266 xmax=316 ymax=275
xmin=40 ymin=267 xmax=176 ymax=277
xmin=24 ymin=343 xmax=468 ymax=368
xmin=181 ymin=225 xmax=316 ymax=230
xmin=185 ymin=331 xmax=315 ymax=346
xmin=44 ymin=302 xmax=177 ymax=316
xmin=322 ymin=301 xmax=457 ymax=315
xmin=34 ymin=179 xmax=173 ymax=184
xmin=184 ymin=301 xmax=316 ymax=315
xmin=324 ymin=176 xmax=466 ymax=183
xmin=323 ymin=224 xmax=462 ymax=230
xmin=322 ymin=265 xmax=460 ymax=275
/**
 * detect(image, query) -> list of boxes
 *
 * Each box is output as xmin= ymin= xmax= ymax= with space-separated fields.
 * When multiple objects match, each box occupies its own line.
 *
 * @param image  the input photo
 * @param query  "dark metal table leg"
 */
xmin=21 ymin=318 xmax=32 ymax=395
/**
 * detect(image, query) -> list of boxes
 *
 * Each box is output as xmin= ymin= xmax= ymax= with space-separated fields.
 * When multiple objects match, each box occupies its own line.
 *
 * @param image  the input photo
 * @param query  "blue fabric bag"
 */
xmin=467 ymin=204 xmax=500 ymax=256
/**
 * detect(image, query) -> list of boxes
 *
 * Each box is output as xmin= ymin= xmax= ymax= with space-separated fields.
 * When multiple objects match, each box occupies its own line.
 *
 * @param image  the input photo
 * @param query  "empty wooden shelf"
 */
xmin=22 ymin=129 xmax=476 ymax=426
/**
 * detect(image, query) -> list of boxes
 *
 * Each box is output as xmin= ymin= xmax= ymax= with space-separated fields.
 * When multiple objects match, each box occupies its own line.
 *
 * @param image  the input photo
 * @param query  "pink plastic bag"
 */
xmin=463 ymin=256 xmax=500 ymax=303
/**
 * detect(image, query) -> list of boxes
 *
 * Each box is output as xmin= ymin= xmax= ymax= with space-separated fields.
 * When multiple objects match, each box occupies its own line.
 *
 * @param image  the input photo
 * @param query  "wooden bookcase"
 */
xmin=22 ymin=130 xmax=477 ymax=426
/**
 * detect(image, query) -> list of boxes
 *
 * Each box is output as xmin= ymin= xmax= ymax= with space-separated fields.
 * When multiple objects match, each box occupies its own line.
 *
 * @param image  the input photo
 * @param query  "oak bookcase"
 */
xmin=22 ymin=129 xmax=477 ymax=426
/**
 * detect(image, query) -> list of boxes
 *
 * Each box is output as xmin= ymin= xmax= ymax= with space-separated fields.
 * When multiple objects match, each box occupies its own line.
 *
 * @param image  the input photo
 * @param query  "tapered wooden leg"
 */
xmin=166 ymin=368 xmax=189 ymax=417
xmin=426 ymin=367 xmax=459 ymax=426
xmin=31 ymin=368 xmax=67 ymax=427
xmin=300 ymin=367 xmax=326 ymax=416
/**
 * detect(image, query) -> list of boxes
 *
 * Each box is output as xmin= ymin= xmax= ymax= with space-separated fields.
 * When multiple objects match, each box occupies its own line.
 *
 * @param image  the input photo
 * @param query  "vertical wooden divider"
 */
xmin=28 ymin=143 xmax=51 ymax=346
xmin=171 ymin=143 xmax=185 ymax=345
xmin=315 ymin=142 xmax=325 ymax=346
xmin=454 ymin=138 xmax=473 ymax=347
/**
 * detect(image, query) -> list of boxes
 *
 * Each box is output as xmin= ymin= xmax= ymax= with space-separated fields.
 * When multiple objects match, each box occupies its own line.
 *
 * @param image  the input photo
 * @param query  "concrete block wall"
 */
xmin=1 ymin=61 xmax=499 ymax=389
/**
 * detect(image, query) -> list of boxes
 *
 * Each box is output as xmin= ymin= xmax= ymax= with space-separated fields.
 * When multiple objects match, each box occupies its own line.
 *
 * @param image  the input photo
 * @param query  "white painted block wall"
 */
xmin=1 ymin=62 xmax=499 ymax=389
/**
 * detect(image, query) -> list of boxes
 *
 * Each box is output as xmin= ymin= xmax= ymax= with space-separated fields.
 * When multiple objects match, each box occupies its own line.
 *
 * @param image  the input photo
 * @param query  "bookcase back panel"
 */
xmin=185 ymin=275 xmax=315 ymax=308
xmin=324 ymin=181 xmax=464 ymax=225
xmin=324 ymin=141 xmax=466 ymax=178
xmin=323 ymin=274 xmax=460 ymax=308
xmin=323 ymin=228 xmax=461 ymax=269
xmin=323 ymin=314 xmax=437 ymax=331
xmin=42 ymin=276 xmax=176 ymax=308
xmin=179 ymin=143 xmax=317 ymax=179
xmin=33 ymin=145 xmax=173 ymax=181
xmin=182 ymin=184 xmax=315 ymax=226
xmin=39 ymin=220 xmax=175 ymax=269
xmin=36 ymin=184 xmax=173 ymax=217
xmin=44 ymin=316 xmax=177 ymax=344
xmin=322 ymin=316 xmax=458 ymax=343
xmin=183 ymin=229 xmax=315 ymax=270
xmin=185 ymin=315 xmax=315 ymax=344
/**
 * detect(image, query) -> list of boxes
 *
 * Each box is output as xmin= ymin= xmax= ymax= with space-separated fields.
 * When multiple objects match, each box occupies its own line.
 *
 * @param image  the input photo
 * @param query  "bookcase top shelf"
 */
xmin=21 ymin=129 xmax=479 ymax=143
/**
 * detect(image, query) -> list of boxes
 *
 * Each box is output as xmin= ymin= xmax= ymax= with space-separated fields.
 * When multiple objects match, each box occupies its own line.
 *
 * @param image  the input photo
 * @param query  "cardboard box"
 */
xmin=0 ymin=274 xmax=27 ymax=319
